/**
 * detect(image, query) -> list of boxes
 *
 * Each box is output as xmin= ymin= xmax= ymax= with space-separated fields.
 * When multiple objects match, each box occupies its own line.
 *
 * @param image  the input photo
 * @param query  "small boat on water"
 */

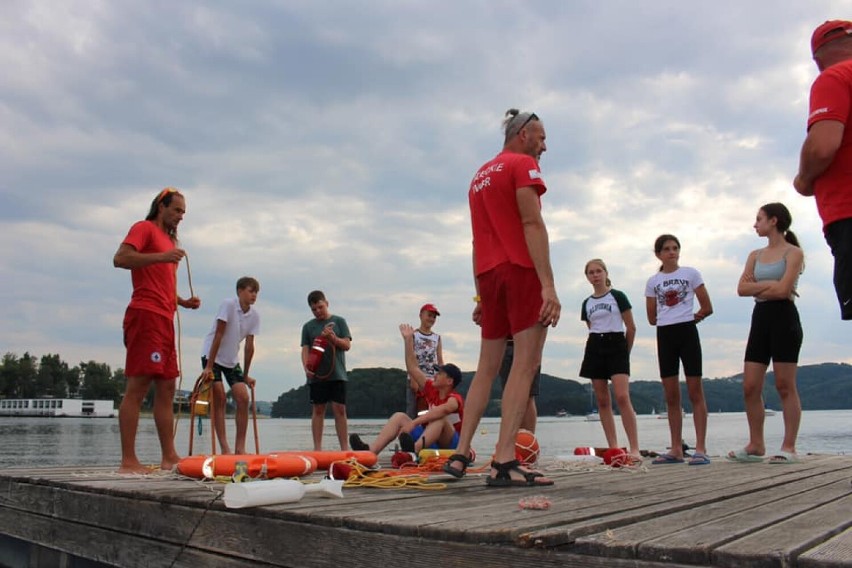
xmin=585 ymin=385 xmax=599 ymax=421
xmin=657 ymin=408 xmax=687 ymax=419
xmin=556 ymin=409 xmax=568 ymax=417
xmin=764 ymin=406 xmax=777 ymax=416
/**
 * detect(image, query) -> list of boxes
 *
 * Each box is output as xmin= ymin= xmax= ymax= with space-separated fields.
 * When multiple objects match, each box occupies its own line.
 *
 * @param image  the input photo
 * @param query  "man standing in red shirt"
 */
xmin=444 ymin=109 xmax=560 ymax=486
xmin=795 ymin=20 xmax=852 ymax=320
xmin=113 ymin=188 xmax=201 ymax=473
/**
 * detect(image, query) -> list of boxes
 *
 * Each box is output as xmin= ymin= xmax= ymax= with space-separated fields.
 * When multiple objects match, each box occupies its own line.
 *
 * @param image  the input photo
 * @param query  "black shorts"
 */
xmin=656 ymin=321 xmax=702 ymax=378
xmin=309 ymin=380 xmax=347 ymax=405
xmin=744 ymin=300 xmax=803 ymax=365
xmin=825 ymin=218 xmax=852 ymax=320
xmin=498 ymin=340 xmax=541 ymax=396
xmin=201 ymin=357 xmax=245 ymax=388
xmin=579 ymin=333 xmax=630 ymax=379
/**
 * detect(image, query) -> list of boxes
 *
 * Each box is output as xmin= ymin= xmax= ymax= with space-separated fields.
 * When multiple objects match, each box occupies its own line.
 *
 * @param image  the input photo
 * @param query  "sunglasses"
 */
xmin=515 ymin=112 xmax=539 ymax=135
xmin=157 ymin=187 xmax=179 ymax=203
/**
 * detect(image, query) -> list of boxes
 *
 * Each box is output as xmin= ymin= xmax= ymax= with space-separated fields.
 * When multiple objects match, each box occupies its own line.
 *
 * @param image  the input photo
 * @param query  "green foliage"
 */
xmin=37 ymin=354 xmax=70 ymax=399
xmin=0 ymin=352 xmax=125 ymax=406
xmin=271 ymin=368 xmax=407 ymax=418
xmin=79 ymin=361 xmax=123 ymax=401
xmin=270 ymin=362 xmax=852 ymax=418
xmin=4 ymin=350 xmax=851 ymax=417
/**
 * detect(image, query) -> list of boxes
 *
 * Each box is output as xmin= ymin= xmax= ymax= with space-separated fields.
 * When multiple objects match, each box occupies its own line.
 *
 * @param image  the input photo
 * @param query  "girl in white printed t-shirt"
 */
xmin=645 ymin=235 xmax=713 ymax=466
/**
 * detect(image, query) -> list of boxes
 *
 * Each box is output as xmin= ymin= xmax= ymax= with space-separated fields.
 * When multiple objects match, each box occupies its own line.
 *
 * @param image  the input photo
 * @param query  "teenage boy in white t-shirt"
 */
xmin=201 ymin=276 xmax=261 ymax=454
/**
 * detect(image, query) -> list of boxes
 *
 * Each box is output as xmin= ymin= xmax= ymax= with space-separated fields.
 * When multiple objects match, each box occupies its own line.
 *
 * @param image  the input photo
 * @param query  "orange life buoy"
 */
xmin=177 ymin=453 xmax=317 ymax=479
xmin=272 ymin=450 xmax=378 ymax=469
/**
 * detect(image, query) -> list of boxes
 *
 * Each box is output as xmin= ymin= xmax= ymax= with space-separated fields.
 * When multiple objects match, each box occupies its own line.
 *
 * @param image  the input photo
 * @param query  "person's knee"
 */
xmin=687 ymin=390 xmax=705 ymax=405
xmin=742 ymin=381 xmax=762 ymax=400
xmin=331 ymin=403 xmax=347 ymax=417
xmin=233 ymin=386 xmax=249 ymax=405
xmin=312 ymin=404 xmax=326 ymax=417
xmin=614 ymin=393 xmax=631 ymax=409
xmin=775 ymin=381 xmax=796 ymax=400
xmin=155 ymin=384 xmax=176 ymax=402
xmin=663 ymin=387 xmax=681 ymax=405
xmin=122 ymin=388 xmax=147 ymax=405
xmin=213 ymin=387 xmax=228 ymax=405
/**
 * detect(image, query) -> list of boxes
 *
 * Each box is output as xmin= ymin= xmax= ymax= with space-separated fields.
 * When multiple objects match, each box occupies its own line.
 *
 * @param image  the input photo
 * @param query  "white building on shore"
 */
xmin=0 ymin=398 xmax=116 ymax=417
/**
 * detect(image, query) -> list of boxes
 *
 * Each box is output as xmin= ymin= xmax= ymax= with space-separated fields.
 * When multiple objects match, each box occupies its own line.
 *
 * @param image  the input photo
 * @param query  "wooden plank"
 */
xmin=0 ymin=482 xmax=701 ymax=568
xmin=0 ymin=506 xmax=253 ymax=568
xmin=515 ymin=460 xmax=852 ymax=548
xmin=799 ymin=527 xmax=852 ymax=568
xmin=185 ymin=506 xmax=698 ymax=568
xmin=301 ymin=463 xmax=795 ymax=544
xmin=638 ymin=477 xmax=852 ymax=566
xmin=711 ymin=493 xmax=852 ymax=568
xmin=572 ymin=472 xmax=851 ymax=564
xmin=0 ymin=479 xmax=212 ymax=543
xmin=2 ymin=459 xmax=851 ymax=567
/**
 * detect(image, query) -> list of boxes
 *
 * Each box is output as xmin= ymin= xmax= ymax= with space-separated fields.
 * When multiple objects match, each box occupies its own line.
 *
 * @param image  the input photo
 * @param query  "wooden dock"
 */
xmin=0 ymin=454 xmax=850 ymax=567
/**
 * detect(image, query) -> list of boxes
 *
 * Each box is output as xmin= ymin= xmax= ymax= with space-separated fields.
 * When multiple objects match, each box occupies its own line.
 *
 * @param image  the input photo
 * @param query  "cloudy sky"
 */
xmin=2 ymin=1 xmax=849 ymax=402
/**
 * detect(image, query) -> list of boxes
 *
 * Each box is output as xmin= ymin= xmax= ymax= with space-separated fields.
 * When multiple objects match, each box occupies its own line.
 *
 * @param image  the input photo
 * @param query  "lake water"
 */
xmin=0 ymin=410 xmax=849 ymax=469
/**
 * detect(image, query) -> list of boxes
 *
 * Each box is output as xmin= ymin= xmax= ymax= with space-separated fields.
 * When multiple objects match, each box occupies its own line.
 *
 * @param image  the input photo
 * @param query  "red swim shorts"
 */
xmin=477 ymin=263 xmax=543 ymax=340
xmin=123 ymin=307 xmax=178 ymax=380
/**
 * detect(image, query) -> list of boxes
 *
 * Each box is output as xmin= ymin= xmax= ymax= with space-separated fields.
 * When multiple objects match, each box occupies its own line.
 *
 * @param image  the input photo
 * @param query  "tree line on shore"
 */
xmin=0 ymin=352 xmax=126 ymax=403
xmin=271 ymin=362 xmax=852 ymax=418
xmin=3 ymin=351 xmax=850 ymax=417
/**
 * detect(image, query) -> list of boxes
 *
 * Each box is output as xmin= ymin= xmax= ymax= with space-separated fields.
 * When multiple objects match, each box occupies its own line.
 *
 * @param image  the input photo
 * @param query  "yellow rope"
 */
xmin=333 ymin=459 xmax=447 ymax=490
xmin=413 ymin=455 xmax=489 ymax=475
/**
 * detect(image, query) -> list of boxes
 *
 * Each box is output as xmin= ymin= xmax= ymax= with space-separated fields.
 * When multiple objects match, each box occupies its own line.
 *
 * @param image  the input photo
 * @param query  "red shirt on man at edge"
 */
xmin=469 ymin=151 xmax=547 ymax=276
xmin=807 ymin=58 xmax=852 ymax=229
xmin=122 ymin=220 xmax=179 ymax=319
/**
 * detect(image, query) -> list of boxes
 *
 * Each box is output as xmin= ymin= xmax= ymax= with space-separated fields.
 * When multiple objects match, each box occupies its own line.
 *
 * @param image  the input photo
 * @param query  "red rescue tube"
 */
xmin=177 ymin=453 xmax=317 ymax=479
xmin=272 ymin=450 xmax=378 ymax=469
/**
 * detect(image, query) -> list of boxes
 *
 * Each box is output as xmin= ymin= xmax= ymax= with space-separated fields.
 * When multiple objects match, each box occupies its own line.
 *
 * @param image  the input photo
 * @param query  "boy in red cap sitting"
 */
xmin=350 ymin=324 xmax=463 ymax=455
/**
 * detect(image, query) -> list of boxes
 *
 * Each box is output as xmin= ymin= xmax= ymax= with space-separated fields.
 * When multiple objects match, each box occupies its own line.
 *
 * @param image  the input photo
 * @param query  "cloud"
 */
xmin=2 ymin=0 xmax=850 ymax=401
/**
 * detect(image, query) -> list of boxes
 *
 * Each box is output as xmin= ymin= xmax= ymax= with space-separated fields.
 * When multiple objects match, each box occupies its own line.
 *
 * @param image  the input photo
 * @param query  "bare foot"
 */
xmin=160 ymin=453 xmax=182 ymax=472
xmin=118 ymin=461 xmax=152 ymax=474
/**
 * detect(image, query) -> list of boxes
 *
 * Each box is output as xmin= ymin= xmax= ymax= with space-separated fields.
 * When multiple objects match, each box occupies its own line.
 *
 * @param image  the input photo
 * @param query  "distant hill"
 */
xmin=269 ymin=362 xmax=852 ymax=418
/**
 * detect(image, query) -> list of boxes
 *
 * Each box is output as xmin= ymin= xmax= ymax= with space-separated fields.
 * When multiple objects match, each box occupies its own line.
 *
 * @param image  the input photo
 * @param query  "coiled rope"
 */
xmin=330 ymin=459 xmax=448 ymax=490
xmin=172 ymin=252 xmax=194 ymax=438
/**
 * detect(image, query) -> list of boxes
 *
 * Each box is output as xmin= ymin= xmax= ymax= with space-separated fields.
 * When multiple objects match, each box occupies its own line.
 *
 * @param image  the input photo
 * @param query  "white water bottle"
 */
xmin=223 ymin=478 xmax=344 ymax=509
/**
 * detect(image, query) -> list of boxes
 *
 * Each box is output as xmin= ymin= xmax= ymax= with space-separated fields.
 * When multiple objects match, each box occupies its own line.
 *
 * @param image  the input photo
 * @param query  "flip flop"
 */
xmin=726 ymin=448 xmax=764 ymax=463
xmin=768 ymin=451 xmax=800 ymax=464
xmin=651 ymin=453 xmax=684 ymax=465
xmin=688 ymin=452 xmax=711 ymax=466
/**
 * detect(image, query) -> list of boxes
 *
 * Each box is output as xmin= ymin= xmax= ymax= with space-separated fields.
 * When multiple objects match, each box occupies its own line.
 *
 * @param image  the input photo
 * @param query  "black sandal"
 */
xmin=442 ymin=453 xmax=472 ymax=478
xmin=485 ymin=460 xmax=554 ymax=487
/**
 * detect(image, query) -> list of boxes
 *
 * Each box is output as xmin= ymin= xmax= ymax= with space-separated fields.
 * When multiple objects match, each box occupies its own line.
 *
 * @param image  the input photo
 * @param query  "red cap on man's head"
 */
xmin=811 ymin=20 xmax=852 ymax=55
xmin=420 ymin=303 xmax=440 ymax=316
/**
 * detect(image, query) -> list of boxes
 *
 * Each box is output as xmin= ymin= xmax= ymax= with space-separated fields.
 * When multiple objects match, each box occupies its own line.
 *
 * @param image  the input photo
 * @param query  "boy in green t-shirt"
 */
xmin=300 ymin=290 xmax=352 ymax=451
